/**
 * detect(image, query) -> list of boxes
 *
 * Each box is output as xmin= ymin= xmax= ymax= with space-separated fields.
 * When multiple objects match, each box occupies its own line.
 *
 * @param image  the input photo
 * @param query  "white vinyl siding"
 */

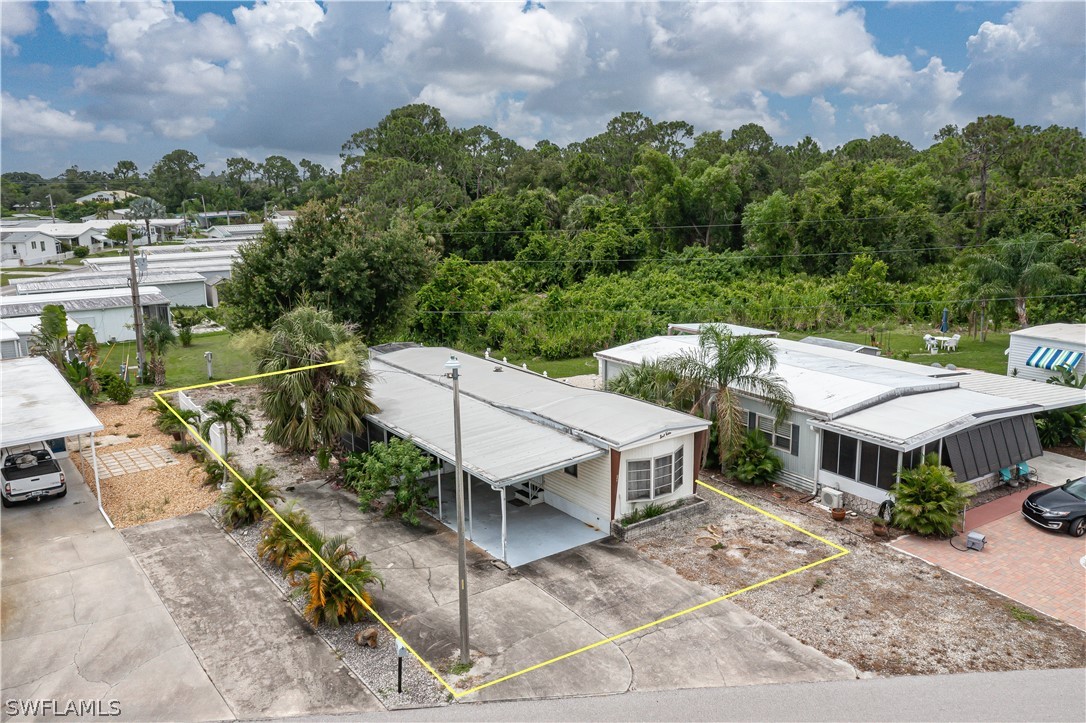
xmin=542 ymin=453 xmax=610 ymax=525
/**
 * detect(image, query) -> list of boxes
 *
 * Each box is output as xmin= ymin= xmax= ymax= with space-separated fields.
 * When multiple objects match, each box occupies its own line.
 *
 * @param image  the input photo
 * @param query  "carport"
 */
xmin=0 ymin=356 xmax=108 ymax=525
xmin=359 ymin=356 xmax=608 ymax=566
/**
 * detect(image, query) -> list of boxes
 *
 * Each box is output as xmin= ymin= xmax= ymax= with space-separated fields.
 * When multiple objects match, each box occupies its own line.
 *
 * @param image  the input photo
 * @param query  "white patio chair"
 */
xmin=923 ymin=334 xmax=938 ymax=353
xmin=943 ymin=334 xmax=960 ymax=352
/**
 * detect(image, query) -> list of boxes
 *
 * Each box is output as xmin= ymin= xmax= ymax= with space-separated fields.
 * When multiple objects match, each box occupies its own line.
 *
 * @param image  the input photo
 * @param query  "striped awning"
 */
xmin=1026 ymin=346 xmax=1083 ymax=370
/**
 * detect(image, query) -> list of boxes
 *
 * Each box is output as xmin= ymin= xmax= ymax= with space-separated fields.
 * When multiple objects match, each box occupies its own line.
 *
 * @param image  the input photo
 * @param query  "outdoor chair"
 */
xmin=942 ymin=334 xmax=960 ymax=352
xmin=1016 ymin=461 xmax=1036 ymax=483
xmin=999 ymin=467 xmax=1014 ymax=484
xmin=923 ymin=334 xmax=938 ymax=354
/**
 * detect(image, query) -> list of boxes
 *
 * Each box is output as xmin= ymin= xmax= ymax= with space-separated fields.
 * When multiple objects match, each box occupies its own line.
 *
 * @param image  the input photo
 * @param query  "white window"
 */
xmin=627 ymin=446 xmax=685 ymax=501
xmin=752 ymin=414 xmax=794 ymax=453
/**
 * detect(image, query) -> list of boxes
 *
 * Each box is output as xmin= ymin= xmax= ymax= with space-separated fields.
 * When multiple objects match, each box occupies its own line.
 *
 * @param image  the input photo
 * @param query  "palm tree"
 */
xmin=957 ymin=233 xmax=1074 ymax=327
xmin=143 ymin=317 xmax=177 ymax=385
xmin=128 ymin=196 xmax=166 ymax=246
xmin=254 ymin=306 xmax=378 ymax=454
xmin=606 ymin=359 xmax=698 ymax=410
xmin=200 ymin=398 xmax=254 ymax=488
xmin=672 ymin=326 xmax=793 ymax=470
xmin=284 ymin=533 xmax=384 ymax=627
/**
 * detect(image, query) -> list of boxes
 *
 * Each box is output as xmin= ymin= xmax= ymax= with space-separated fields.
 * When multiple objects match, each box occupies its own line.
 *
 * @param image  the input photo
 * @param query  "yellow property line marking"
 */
xmin=156 ymin=362 xmax=849 ymax=699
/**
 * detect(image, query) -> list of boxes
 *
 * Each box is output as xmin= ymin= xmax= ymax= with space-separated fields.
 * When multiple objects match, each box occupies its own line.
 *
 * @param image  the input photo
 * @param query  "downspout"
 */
xmin=500 ymin=486 xmax=508 ymax=563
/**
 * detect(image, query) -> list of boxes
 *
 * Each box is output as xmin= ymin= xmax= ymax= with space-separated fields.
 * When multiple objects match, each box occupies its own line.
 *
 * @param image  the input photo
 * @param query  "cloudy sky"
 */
xmin=1 ymin=1 xmax=1083 ymax=177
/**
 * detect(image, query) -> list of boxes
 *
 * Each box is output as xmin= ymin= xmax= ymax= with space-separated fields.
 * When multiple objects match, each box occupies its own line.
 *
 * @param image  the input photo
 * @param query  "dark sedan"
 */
xmin=1022 ymin=476 xmax=1086 ymax=537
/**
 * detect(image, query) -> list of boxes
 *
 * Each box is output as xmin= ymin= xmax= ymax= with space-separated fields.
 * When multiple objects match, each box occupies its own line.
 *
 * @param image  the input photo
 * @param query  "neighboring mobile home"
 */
xmin=0 ymin=287 xmax=171 ymax=343
xmin=597 ymin=333 xmax=1086 ymax=513
xmin=1006 ymin=323 xmax=1085 ymax=382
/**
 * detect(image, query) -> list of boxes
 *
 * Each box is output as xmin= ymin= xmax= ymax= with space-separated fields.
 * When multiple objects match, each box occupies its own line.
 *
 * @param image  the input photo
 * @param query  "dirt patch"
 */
xmin=72 ymin=399 xmax=218 ymax=528
xmin=1047 ymin=444 xmax=1086 ymax=462
xmin=635 ymin=473 xmax=1086 ymax=677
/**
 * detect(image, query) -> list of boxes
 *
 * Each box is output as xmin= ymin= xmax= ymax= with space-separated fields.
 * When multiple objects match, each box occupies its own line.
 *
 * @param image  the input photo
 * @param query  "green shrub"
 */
xmin=192 ymin=451 xmax=235 ymax=487
xmin=72 ymin=246 xmax=90 ymax=258
xmin=104 ymin=375 xmax=133 ymax=404
xmin=258 ymin=501 xmax=320 ymax=571
xmin=621 ymin=501 xmax=669 ymax=525
xmin=890 ymin=454 xmax=975 ymax=537
xmin=285 ymin=533 xmax=384 ymax=627
xmin=1036 ymin=407 xmax=1086 ymax=447
xmin=729 ymin=430 xmax=784 ymax=486
xmin=218 ymin=465 xmax=283 ymax=530
xmin=345 ymin=439 xmax=436 ymax=526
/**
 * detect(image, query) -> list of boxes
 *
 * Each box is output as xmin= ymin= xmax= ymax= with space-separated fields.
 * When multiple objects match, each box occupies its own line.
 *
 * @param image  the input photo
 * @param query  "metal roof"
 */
xmin=1009 ymin=323 xmax=1085 ymax=346
xmin=949 ymin=370 xmax=1086 ymax=411
xmin=667 ymin=322 xmax=778 ymax=337
xmin=814 ymin=388 xmax=1040 ymax=451
xmin=0 ymin=286 xmax=168 ymax=316
xmin=369 ymin=358 xmax=605 ymax=486
xmin=16 ymin=271 xmax=204 ymax=294
xmin=798 ymin=336 xmax=880 ymax=354
xmin=1 ymin=357 xmax=103 ymax=447
xmin=0 ymin=316 xmax=79 ymax=335
xmin=376 ymin=346 xmax=709 ymax=450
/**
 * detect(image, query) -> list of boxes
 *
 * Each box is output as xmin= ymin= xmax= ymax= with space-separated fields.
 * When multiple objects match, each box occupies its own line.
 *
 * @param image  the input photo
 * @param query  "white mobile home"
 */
xmin=1 ymin=231 xmax=61 ymax=266
xmin=0 ymin=286 xmax=170 ymax=343
xmin=598 ymin=335 xmax=1086 ymax=513
xmin=16 ymin=270 xmax=208 ymax=308
xmin=348 ymin=345 xmax=710 ymax=567
xmin=1006 ymin=324 xmax=1085 ymax=382
xmin=0 ymin=316 xmax=80 ymax=360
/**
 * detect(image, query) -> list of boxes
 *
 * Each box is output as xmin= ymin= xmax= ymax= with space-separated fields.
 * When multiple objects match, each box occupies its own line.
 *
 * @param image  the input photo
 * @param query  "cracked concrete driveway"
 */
xmin=1 ymin=462 xmax=381 ymax=721
xmin=1 ymin=461 xmax=231 ymax=722
xmin=290 ymin=479 xmax=855 ymax=702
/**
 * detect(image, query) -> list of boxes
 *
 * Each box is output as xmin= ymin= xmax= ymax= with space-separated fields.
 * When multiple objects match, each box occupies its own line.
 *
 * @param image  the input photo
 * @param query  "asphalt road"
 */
xmin=303 ymin=668 xmax=1086 ymax=722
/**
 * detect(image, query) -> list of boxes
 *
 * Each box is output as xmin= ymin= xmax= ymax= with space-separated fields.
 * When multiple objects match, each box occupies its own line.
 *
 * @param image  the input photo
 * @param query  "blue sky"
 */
xmin=1 ymin=1 xmax=1082 ymax=177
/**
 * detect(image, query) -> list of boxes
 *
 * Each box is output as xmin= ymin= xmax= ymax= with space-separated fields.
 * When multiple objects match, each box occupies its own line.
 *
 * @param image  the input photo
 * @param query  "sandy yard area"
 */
xmin=72 ymin=397 xmax=219 ymax=528
xmin=635 ymin=472 xmax=1086 ymax=677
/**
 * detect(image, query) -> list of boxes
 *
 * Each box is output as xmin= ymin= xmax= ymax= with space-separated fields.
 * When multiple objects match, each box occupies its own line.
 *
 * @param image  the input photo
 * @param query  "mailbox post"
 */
xmin=395 ymin=638 xmax=406 ymax=693
xmin=204 ymin=351 xmax=213 ymax=380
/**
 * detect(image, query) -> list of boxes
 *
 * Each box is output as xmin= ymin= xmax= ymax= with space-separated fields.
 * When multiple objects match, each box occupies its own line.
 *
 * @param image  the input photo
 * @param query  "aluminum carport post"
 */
xmin=89 ymin=432 xmax=114 ymax=529
xmin=500 ymin=486 xmax=507 ymax=563
xmin=445 ymin=355 xmax=470 ymax=666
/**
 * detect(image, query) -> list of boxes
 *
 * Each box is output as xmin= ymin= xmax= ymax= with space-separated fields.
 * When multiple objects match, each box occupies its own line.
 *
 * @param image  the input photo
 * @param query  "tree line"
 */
xmin=5 ymin=105 xmax=1083 ymax=357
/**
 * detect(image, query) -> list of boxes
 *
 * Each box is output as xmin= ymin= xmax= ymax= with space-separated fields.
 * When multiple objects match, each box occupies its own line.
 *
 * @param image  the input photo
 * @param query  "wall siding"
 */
xmin=542 ymin=453 xmax=611 ymax=527
xmin=1007 ymin=335 xmax=1085 ymax=382
xmin=616 ymin=435 xmax=695 ymax=518
xmin=739 ymin=397 xmax=818 ymax=482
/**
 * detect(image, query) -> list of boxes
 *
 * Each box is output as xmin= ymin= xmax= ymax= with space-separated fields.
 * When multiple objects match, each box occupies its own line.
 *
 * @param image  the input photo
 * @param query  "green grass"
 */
xmin=777 ymin=327 xmax=1012 ymax=374
xmin=1006 ymin=604 xmax=1039 ymax=623
xmin=485 ymin=350 xmax=597 ymax=378
xmin=99 ymin=331 xmax=255 ymax=390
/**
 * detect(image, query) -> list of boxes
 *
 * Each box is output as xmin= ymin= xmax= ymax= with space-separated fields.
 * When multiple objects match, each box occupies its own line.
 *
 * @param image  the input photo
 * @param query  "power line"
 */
xmin=411 ymin=292 xmax=1086 ymax=315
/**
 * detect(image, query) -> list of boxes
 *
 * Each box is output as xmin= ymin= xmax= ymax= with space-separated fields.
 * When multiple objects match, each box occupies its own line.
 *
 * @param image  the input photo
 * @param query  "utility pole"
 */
xmin=47 ymin=194 xmax=56 ymax=222
xmin=127 ymin=226 xmax=146 ymax=381
xmin=445 ymin=355 xmax=470 ymax=666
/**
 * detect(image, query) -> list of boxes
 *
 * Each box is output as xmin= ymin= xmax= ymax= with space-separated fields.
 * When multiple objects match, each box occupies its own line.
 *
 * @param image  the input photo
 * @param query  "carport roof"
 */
xmin=1 ymin=356 xmax=103 ymax=447
xmin=369 ymin=358 xmax=606 ymax=486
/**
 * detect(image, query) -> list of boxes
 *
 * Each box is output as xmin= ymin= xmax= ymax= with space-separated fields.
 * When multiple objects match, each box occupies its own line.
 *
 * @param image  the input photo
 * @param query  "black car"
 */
xmin=1022 ymin=476 xmax=1086 ymax=537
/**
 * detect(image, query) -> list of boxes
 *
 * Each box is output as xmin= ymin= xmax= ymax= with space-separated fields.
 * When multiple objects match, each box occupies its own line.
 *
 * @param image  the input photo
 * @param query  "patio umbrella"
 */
xmin=940 ymin=308 xmax=949 ymax=333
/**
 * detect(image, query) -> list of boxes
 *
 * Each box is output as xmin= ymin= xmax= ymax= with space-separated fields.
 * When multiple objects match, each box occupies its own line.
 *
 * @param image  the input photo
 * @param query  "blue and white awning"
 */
xmin=1026 ymin=346 xmax=1084 ymax=370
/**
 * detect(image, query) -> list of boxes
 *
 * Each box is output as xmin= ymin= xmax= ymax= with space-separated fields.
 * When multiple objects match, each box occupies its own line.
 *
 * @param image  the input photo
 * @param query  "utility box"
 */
xmin=966 ymin=531 xmax=987 ymax=551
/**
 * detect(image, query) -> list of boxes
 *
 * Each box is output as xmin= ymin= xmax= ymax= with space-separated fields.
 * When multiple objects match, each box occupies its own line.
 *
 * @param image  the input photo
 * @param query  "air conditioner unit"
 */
xmin=819 ymin=487 xmax=844 ymax=509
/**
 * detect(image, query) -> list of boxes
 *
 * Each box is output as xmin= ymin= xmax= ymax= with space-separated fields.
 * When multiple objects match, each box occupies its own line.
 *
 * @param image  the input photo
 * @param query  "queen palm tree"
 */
xmin=255 ymin=306 xmax=378 ymax=454
xmin=957 ymin=233 xmax=1074 ymax=327
xmin=672 ymin=326 xmax=793 ymax=470
xmin=200 ymin=398 xmax=254 ymax=487
xmin=143 ymin=317 xmax=177 ymax=385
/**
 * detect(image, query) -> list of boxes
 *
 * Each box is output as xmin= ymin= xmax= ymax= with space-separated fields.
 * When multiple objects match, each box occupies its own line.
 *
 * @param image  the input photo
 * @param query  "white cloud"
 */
xmin=1 ymin=2 xmax=37 ymax=56
xmin=0 ymin=93 xmax=126 ymax=145
xmin=959 ymin=2 xmax=1085 ymax=126
xmin=152 ymin=115 xmax=216 ymax=140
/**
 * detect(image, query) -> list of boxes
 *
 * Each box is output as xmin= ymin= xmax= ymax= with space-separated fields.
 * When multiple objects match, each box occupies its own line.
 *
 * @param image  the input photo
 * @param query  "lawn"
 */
xmin=100 ymin=331 xmax=256 ymax=390
xmin=777 ymin=327 xmax=1012 ymax=374
xmin=1 ymin=269 xmax=68 ymax=285
xmin=484 ymin=350 xmax=598 ymax=378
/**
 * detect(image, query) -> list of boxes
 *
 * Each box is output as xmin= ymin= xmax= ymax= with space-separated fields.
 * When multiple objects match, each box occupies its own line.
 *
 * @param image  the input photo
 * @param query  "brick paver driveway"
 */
xmin=891 ymin=486 xmax=1086 ymax=630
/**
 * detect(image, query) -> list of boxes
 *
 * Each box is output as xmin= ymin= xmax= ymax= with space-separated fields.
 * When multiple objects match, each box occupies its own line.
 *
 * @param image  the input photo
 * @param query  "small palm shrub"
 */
xmin=285 ymin=534 xmax=384 ymax=627
xmin=890 ymin=454 xmax=975 ymax=537
xmin=218 ymin=465 xmax=283 ymax=530
xmin=192 ymin=451 xmax=235 ymax=487
xmin=258 ymin=501 xmax=321 ymax=571
xmin=730 ymin=430 xmax=784 ymax=486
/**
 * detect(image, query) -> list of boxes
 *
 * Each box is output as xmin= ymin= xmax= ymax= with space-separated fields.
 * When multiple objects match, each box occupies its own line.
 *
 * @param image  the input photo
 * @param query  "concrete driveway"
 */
xmin=1 ymin=461 xmax=382 ymax=721
xmin=290 ymin=479 xmax=855 ymax=702
xmin=0 ymin=461 xmax=232 ymax=722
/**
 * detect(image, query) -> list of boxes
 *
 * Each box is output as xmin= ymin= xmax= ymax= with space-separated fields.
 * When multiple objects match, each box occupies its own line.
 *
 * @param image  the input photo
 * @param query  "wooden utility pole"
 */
xmin=127 ymin=226 xmax=146 ymax=381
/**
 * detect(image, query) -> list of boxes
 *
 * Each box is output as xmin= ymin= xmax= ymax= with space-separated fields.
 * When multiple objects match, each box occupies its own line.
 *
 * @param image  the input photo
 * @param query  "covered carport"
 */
xmin=0 ymin=356 xmax=109 ymax=525
xmin=357 ymin=357 xmax=609 ymax=566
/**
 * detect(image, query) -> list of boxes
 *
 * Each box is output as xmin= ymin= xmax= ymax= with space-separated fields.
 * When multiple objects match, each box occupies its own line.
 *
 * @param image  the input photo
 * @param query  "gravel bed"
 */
xmin=633 ymin=474 xmax=1086 ymax=677
xmin=214 ymin=499 xmax=449 ymax=709
xmin=71 ymin=399 xmax=218 ymax=528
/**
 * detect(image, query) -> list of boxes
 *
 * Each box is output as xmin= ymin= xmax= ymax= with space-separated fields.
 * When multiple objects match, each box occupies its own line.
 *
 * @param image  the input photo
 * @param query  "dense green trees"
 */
xmin=220 ymin=200 xmax=438 ymax=338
